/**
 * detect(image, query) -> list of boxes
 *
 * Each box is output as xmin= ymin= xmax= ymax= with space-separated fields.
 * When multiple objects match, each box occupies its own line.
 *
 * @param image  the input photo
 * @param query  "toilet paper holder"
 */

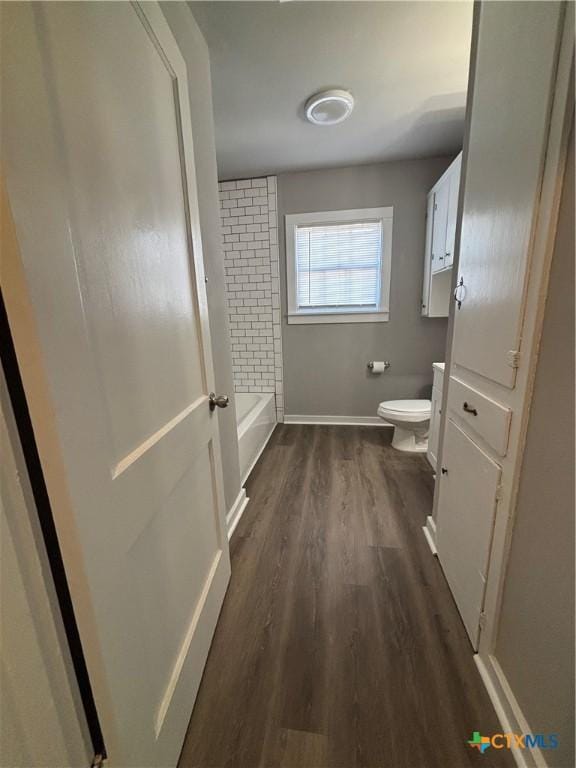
xmin=367 ymin=361 xmax=391 ymax=371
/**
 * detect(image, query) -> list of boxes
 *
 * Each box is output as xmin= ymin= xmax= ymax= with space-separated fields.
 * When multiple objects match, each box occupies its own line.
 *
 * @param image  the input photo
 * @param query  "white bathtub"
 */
xmin=236 ymin=393 xmax=276 ymax=484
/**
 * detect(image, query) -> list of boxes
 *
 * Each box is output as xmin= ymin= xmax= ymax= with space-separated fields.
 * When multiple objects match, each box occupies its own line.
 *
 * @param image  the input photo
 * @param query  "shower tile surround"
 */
xmin=219 ymin=176 xmax=284 ymax=422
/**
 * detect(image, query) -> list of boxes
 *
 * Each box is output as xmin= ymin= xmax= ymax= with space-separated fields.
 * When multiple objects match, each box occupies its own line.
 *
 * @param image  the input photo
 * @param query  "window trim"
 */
xmin=285 ymin=207 xmax=393 ymax=325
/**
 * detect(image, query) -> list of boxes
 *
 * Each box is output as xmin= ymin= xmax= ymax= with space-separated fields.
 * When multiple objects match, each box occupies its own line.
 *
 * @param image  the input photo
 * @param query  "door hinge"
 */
xmin=479 ymin=611 xmax=487 ymax=630
xmin=91 ymin=754 xmax=105 ymax=768
xmin=495 ymin=483 xmax=504 ymax=501
xmin=507 ymin=350 xmax=520 ymax=369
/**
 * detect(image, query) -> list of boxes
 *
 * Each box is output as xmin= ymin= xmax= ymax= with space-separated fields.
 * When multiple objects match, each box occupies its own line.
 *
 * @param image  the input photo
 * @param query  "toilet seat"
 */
xmin=377 ymin=399 xmax=431 ymax=422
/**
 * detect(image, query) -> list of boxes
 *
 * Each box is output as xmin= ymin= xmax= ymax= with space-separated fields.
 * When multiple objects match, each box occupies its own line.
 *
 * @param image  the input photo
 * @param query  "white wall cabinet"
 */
xmin=421 ymin=152 xmax=462 ymax=317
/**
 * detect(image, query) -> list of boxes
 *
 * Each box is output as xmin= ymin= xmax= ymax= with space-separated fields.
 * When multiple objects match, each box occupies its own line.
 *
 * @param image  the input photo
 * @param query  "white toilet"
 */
xmin=377 ymin=399 xmax=431 ymax=453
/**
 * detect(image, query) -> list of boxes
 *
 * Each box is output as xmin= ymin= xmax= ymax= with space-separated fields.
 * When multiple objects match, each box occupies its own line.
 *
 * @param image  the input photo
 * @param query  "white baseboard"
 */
xmin=283 ymin=414 xmax=391 ymax=427
xmin=226 ymin=488 xmax=249 ymax=540
xmin=474 ymin=654 xmax=546 ymax=768
xmin=423 ymin=515 xmax=437 ymax=556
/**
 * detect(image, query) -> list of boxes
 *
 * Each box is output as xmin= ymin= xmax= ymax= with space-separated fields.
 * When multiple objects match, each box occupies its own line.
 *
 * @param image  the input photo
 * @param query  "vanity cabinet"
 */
xmin=421 ymin=152 xmax=462 ymax=317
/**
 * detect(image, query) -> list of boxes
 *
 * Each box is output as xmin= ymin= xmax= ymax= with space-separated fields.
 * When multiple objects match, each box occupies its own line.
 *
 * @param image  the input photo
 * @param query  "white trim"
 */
xmin=474 ymin=655 xmax=547 ymax=768
xmin=423 ymin=515 xmax=438 ymax=556
xmin=225 ymin=488 xmax=249 ymax=540
xmin=155 ymin=551 xmax=222 ymax=738
xmin=287 ymin=311 xmax=389 ymax=325
xmin=283 ymin=414 xmax=392 ymax=427
xmin=240 ymin=421 xmax=276 ymax=486
xmin=285 ymin=207 xmax=393 ymax=325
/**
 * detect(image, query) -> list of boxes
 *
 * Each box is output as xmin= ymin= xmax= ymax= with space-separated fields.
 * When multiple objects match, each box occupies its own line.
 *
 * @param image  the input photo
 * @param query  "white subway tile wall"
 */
xmin=219 ymin=176 xmax=284 ymax=422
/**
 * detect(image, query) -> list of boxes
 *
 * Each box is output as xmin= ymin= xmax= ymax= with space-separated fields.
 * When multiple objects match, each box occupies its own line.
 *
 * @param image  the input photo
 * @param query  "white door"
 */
xmin=450 ymin=2 xmax=563 ymax=388
xmin=1 ymin=3 xmax=231 ymax=766
xmin=436 ymin=420 xmax=501 ymax=648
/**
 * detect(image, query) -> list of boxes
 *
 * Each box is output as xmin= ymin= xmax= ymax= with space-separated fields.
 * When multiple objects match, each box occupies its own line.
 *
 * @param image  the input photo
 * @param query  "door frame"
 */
xmin=1 ymin=292 xmax=104 ymax=765
xmin=1 ymin=2 xmax=229 ymax=761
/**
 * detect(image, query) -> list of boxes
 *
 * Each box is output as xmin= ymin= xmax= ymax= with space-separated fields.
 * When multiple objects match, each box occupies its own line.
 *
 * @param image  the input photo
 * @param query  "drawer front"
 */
xmin=447 ymin=376 xmax=512 ymax=456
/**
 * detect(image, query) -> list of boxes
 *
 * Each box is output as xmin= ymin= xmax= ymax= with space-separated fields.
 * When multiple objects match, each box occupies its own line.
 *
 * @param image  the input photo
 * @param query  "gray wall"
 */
xmin=495 ymin=127 xmax=574 ymax=767
xmin=162 ymin=3 xmax=241 ymax=511
xmin=277 ymin=158 xmax=451 ymax=417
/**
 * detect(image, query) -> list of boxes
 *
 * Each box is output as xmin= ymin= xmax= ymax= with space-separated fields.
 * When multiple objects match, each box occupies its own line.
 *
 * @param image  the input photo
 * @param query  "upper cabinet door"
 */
xmin=451 ymin=2 xmax=564 ymax=388
xmin=444 ymin=153 xmax=462 ymax=269
xmin=421 ymin=191 xmax=435 ymax=314
xmin=431 ymin=179 xmax=449 ymax=274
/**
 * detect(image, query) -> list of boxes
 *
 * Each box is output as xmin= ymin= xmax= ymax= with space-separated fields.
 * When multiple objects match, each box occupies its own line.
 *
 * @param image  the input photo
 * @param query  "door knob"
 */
xmin=454 ymin=276 xmax=466 ymax=309
xmin=209 ymin=393 xmax=229 ymax=411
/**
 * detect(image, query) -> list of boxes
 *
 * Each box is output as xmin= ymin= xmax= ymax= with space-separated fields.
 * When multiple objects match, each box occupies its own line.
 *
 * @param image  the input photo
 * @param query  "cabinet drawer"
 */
xmin=447 ymin=376 xmax=512 ymax=456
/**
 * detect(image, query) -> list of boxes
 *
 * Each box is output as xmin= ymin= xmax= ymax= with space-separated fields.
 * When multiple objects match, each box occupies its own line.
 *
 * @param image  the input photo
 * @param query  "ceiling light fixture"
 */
xmin=305 ymin=89 xmax=354 ymax=126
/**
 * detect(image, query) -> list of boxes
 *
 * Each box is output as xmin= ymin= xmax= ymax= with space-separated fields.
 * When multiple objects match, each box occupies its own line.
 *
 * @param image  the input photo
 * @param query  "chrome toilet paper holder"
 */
xmin=367 ymin=361 xmax=391 ymax=371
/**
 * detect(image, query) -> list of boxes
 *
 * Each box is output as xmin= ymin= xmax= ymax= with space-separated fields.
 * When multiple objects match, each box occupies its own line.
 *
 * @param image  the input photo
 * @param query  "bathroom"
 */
xmin=1 ymin=3 xmax=573 ymax=768
xmin=202 ymin=1 xmax=464 ymax=525
xmin=222 ymin=161 xmax=453 ymax=477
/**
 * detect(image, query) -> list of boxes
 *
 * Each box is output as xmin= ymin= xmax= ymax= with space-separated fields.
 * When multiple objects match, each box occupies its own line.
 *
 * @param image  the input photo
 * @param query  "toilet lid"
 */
xmin=379 ymin=399 xmax=431 ymax=414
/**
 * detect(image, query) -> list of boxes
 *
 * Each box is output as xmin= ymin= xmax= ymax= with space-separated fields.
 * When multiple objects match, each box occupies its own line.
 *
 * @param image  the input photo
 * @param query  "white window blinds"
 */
xmin=294 ymin=220 xmax=383 ymax=310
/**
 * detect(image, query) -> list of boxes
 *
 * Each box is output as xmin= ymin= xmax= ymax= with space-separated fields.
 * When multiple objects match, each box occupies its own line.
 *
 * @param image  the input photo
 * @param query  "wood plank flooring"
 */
xmin=179 ymin=425 xmax=512 ymax=768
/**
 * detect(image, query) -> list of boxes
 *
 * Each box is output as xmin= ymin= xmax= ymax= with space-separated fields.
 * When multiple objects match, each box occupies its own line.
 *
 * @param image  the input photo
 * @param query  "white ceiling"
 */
xmin=189 ymin=1 xmax=473 ymax=180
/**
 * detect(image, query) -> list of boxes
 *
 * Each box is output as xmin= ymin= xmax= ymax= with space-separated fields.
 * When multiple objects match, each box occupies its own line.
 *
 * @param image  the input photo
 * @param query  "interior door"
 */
xmin=436 ymin=420 xmax=501 ymax=648
xmin=450 ymin=2 xmax=563 ymax=387
xmin=1 ymin=3 xmax=230 ymax=766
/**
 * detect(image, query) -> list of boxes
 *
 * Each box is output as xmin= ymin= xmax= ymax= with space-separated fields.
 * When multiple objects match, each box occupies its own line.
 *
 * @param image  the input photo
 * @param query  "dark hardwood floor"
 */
xmin=179 ymin=425 xmax=513 ymax=768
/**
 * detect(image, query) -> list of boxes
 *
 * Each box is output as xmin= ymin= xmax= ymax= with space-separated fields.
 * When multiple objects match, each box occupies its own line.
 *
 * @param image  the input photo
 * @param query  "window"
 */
xmin=285 ymin=207 xmax=393 ymax=324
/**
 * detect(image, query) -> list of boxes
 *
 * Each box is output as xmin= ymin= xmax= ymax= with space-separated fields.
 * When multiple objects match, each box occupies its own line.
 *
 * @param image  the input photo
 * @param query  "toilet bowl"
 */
xmin=377 ymin=399 xmax=431 ymax=453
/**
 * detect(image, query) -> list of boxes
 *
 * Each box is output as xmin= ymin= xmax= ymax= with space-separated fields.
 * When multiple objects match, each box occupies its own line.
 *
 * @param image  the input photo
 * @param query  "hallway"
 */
xmin=179 ymin=425 xmax=512 ymax=768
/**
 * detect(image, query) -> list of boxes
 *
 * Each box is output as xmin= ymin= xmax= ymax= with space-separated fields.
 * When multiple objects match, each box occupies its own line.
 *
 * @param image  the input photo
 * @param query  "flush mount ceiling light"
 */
xmin=305 ymin=89 xmax=354 ymax=126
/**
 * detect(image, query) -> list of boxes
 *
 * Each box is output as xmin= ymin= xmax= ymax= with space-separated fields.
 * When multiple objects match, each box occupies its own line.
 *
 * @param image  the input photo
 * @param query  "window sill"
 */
xmin=287 ymin=311 xmax=389 ymax=325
